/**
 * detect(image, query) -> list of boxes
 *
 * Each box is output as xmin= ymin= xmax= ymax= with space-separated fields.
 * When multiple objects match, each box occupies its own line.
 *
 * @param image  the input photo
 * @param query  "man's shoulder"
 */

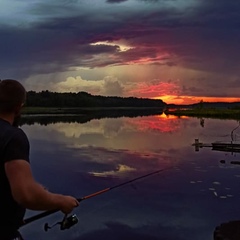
xmin=2 ymin=126 xmax=30 ymax=163
xmin=12 ymin=127 xmax=28 ymax=142
xmin=2 ymin=125 xmax=28 ymax=143
xmin=5 ymin=125 xmax=25 ymax=135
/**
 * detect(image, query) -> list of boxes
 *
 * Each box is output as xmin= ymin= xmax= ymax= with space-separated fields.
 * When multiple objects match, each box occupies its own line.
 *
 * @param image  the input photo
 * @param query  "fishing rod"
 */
xmin=21 ymin=166 xmax=172 ymax=231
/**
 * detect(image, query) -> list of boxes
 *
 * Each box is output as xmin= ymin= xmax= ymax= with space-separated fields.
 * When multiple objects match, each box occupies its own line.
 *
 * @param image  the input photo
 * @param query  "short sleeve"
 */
xmin=3 ymin=129 xmax=30 ymax=163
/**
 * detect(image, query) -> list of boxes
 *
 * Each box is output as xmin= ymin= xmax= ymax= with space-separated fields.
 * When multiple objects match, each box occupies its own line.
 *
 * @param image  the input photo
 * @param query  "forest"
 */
xmin=25 ymin=90 xmax=166 ymax=108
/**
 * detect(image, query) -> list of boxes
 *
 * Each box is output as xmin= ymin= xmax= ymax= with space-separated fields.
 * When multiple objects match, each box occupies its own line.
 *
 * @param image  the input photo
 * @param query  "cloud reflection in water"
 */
xmin=19 ymin=115 xmax=240 ymax=240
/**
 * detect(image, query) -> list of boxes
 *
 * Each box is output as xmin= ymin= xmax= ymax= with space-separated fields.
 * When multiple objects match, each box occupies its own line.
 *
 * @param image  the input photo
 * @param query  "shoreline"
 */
xmin=22 ymin=106 xmax=240 ymax=120
xmin=22 ymin=106 xmax=164 ymax=115
xmin=164 ymin=108 xmax=240 ymax=120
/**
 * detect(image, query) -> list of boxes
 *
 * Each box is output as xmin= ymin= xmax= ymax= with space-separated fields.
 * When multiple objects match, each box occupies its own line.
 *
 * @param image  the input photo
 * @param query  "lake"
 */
xmin=19 ymin=114 xmax=240 ymax=240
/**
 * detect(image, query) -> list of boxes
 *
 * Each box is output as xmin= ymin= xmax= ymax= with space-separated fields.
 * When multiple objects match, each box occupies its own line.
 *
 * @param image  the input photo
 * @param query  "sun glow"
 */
xmin=157 ymin=113 xmax=188 ymax=119
xmin=126 ymin=114 xmax=185 ymax=133
xmin=154 ymin=95 xmax=240 ymax=105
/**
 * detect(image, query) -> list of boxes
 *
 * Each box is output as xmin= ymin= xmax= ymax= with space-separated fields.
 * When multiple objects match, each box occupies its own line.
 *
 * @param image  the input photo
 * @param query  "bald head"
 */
xmin=0 ymin=79 xmax=26 ymax=114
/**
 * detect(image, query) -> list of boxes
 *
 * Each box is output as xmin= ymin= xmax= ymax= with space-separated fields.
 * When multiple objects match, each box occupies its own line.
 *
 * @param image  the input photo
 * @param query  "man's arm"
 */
xmin=5 ymin=159 xmax=79 ymax=214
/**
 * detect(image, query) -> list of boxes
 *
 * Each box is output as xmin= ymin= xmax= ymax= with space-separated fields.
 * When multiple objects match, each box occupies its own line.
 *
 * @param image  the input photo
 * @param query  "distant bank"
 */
xmin=165 ymin=101 xmax=240 ymax=120
xmin=23 ymin=91 xmax=240 ymax=120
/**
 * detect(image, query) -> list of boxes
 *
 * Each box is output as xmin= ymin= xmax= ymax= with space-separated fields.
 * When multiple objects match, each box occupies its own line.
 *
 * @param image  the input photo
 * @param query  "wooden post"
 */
xmin=195 ymin=139 xmax=199 ymax=152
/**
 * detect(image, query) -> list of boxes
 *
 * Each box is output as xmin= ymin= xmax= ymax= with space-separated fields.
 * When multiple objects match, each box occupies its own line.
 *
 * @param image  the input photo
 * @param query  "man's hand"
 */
xmin=57 ymin=195 xmax=79 ymax=214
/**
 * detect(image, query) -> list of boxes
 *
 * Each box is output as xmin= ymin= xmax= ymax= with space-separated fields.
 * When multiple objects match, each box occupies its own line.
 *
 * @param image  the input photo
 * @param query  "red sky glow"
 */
xmin=154 ymin=96 xmax=240 ymax=105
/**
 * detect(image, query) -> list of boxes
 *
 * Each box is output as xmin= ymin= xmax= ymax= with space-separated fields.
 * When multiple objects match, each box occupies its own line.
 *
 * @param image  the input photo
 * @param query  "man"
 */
xmin=0 ymin=79 xmax=79 ymax=240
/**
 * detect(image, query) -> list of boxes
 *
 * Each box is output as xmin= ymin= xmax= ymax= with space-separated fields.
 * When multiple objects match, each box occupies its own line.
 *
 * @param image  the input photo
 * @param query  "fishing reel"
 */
xmin=44 ymin=214 xmax=78 ymax=232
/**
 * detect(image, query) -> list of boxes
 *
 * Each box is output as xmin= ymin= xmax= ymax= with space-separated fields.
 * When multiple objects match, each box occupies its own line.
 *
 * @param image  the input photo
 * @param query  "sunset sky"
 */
xmin=1 ymin=0 xmax=240 ymax=104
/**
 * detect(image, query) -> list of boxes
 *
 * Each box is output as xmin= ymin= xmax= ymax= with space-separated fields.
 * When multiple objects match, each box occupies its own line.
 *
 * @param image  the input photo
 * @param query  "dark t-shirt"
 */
xmin=0 ymin=118 xmax=30 ymax=236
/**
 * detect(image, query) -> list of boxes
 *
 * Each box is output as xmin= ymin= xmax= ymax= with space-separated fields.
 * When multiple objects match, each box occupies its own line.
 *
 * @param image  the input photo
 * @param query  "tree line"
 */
xmin=25 ymin=90 xmax=166 ymax=108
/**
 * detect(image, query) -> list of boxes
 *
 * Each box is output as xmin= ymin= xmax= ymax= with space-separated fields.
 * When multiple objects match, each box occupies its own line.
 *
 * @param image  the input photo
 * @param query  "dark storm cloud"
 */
xmin=1 ymin=0 xmax=240 ymax=84
xmin=106 ymin=0 xmax=129 ymax=3
xmin=177 ymin=1 xmax=240 ymax=74
xmin=198 ymin=0 xmax=240 ymax=27
xmin=138 ymin=0 xmax=160 ymax=2
xmin=0 ymin=15 xmax=121 ymax=78
xmin=133 ymin=1 xmax=240 ymax=67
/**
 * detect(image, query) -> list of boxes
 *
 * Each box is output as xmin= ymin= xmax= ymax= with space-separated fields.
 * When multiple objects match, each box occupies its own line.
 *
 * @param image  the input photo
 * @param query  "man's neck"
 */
xmin=0 ymin=114 xmax=14 ymax=125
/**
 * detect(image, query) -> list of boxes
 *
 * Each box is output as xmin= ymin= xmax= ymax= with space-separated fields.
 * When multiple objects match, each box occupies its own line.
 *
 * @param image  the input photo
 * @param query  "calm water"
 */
xmin=19 ymin=114 xmax=240 ymax=240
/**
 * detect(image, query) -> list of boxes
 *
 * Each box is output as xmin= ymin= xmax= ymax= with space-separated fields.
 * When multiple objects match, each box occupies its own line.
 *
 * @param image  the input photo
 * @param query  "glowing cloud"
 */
xmin=90 ymin=41 xmax=133 ymax=52
xmin=89 ymin=164 xmax=136 ymax=177
xmin=128 ymin=80 xmax=181 ymax=99
xmin=54 ymin=75 xmax=124 ymax=96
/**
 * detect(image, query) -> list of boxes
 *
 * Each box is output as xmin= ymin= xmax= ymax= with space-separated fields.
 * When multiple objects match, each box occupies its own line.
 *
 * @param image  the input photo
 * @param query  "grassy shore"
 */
xmin=22 ymin=106 xmax=164 ymax=115
xmin=22 ymin=107 xmax=68 ymax=114
xmin=164 ymin=108 xmax=240 ymax=120
xmin=22 ymin=107 xmax=87 ymax=115
xmin=22 ymin=106 xmax=240 ymax=120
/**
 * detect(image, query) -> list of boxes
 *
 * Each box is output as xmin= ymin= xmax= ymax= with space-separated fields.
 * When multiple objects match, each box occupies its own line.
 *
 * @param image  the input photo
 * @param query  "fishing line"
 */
xmin=21 ymin=166 xmax=173 ymax=230
xmin=231 ymin=121 xmax=240 ymax=141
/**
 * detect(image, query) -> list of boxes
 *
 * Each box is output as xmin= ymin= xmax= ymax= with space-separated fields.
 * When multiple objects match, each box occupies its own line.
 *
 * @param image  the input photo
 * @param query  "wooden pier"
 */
xmin=193 ymin=139 xmax=240 ymax=153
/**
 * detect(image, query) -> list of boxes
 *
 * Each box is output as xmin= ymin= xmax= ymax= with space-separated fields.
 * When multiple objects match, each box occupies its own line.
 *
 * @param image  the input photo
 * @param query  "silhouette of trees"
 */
xmin=25 ymin=91 xmax=166 ymax=108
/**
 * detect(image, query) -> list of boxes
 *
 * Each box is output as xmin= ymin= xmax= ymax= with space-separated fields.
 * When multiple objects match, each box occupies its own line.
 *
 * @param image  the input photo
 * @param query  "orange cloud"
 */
xmin=128 ymin=81 xmax=181 ymax=98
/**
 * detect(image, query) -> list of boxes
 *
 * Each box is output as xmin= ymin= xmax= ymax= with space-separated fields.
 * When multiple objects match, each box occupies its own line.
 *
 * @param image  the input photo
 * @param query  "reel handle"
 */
xmin=44 ymin=214 xmax=79 ymax=232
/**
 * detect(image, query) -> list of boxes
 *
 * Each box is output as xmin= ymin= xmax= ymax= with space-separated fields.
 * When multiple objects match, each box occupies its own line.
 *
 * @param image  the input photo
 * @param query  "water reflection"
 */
xmin=20 ymin=107 xmax=164 ymax=126
xmin=19 ymin=115 xmax=240 ymax=240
